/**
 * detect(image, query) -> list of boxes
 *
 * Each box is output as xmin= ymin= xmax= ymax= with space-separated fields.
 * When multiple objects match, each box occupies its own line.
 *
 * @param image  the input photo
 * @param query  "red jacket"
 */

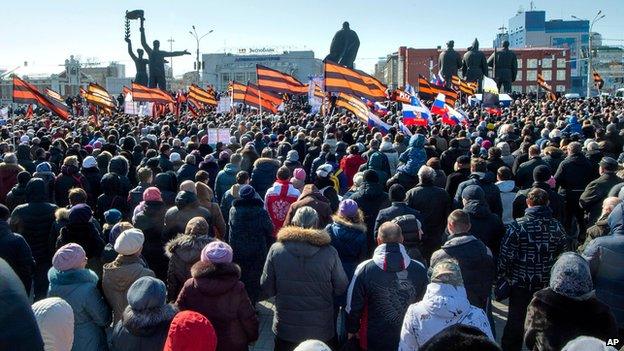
xmin=0 ymin=163 xmax=24 ymax=203
xmin=176 ymin=261 xmax=259 ymax=351
xmin=340 ymin=154 xmax=366 ymax=187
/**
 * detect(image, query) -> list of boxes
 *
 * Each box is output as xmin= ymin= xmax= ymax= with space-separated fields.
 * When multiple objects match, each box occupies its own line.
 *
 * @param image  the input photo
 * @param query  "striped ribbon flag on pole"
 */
xmin=418 ymin=75 xmax=458 ymax=105
xmin=324 ymin=60 xmax=387 ymax=102
xmin=593 ymin=69 xmax=604 ymax=90
xmin=256 ymin=64 xmax=308 ymax=95
xmin=131 ymin=83 xmax=175 ymax=104
xmin=12 ymin=76 xmax=70 ymax=120
xmin=188 ymin=84 xmax=217 ymax=106
xmin=335 ymin=92 xmax=369 ymax=124
xmin=537 ymin=73 xmax=557 ymax=101
xmin=243 ymin=82 xmax=282 ymax=113
xmin=451 ymin=75 xmax=477 ymax=96
xmin=229 ymin=81 xmax=247 ymax=104
xmin=85 ymin=83 xmax=116 ymax=110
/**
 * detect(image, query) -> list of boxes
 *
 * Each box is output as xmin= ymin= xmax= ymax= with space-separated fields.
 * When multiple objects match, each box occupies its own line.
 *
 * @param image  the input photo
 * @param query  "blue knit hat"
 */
xmin=68 ymin=204 xmax=92 ymax=224
xmin=239 ymin=184 xmax=256 ymax=199
xmin=462 ymin=185 xmax=485 ymax=201
xmin=104 ymin=209 xmax=122 ymax=225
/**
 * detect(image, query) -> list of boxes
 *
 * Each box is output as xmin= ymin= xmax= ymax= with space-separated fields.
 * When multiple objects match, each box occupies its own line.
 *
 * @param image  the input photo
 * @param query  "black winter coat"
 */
xmin=250 ymin=158 xmax=281 ymax=199
xmin=81 ymin=167 xmax=102 ymax=207
xmin=515 ymin=156 xmax=549 ymax=190
xmin=463 ymin=200 xmax=506 ymax=261
xmin=347 ymin=181 xmax=390 ymax=255
xmin=524 ymin=287 xmax=618 ymax=351
xmin=513 ymin=182 xmax=564 ymax=222
xmin=154 ymin=172 xmax=177 ymax=207
xmin=10 ymin=178 xmax=58 ymax=265
xmin=0 ymin=221 xmax=35 ymax=293
xmin=454 ymin=172 xmax=503 ymax=218
xmin=133 ymin=201 xmax=168 ymax=280
xmin=580 ymin=173 xmax=622 ymax=226
xmin=405 ymin=182 xmax=452 ymax=261
xmin=54 ymin=164 xmax=89 ymax=208
xmin=176 ymin=163 xmax=199 ymax=186
xmin=228 ymin=197 xmax=274 ymax=303
xmin=554 ymin=153 xmax=597 ymax=200
xmin=110 ymin=303 xmax=177 ymax=351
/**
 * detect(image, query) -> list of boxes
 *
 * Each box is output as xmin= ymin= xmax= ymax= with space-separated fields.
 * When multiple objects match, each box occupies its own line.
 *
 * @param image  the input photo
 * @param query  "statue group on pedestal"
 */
xmin=439 ymin=38 xmax=517 ymax=93
xmin=124 ymin=10 xmax=190 ymax=90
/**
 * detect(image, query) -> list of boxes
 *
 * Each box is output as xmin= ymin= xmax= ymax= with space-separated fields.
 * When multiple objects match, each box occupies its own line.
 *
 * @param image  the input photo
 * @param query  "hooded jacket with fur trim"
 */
xmin=260 ymin=225 xmax=348 ymax=343
xmin=164 ymin=233 xmax=214 ymax=300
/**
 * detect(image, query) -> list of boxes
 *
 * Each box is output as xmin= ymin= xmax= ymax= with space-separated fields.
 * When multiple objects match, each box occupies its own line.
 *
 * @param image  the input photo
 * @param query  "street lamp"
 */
xmin=189 ymin=26 xmax=214 ymax=83
xmin=572 ymin=11 xmax=605 ymax=97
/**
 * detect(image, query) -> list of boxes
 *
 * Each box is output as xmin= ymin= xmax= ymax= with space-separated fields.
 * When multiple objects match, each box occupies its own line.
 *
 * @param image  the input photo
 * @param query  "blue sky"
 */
xmin=1 ymin=0 xmax=622 ymax=77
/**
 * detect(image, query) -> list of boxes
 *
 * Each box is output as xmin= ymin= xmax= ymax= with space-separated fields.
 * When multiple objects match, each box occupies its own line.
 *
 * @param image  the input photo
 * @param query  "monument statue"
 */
xmin=125 ymin=38 xmax=149 ymax=86
xmin=325 ymin=22 xmax=360 ymax=68
xmin=438 ymin=40 xmax=462 ymax=84
xmin=487 ymin=40 xmax=518 ymax=93
xmin=139 ymin=15 xmax=190 ymax=89
xmin=461 ymin=38 xmax=489 ymax=88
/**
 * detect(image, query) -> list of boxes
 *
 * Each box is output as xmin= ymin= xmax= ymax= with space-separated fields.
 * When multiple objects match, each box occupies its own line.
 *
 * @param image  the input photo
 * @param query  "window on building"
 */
xmin=516 ymin=70 xmax=523 ymax=81
xmin=526 ymin=70 xmax=537 ymax=81
xmin=235 ymin=73 xmax=245 ymax=82
xmin=556 ymin=85 xmax=566 ymax=92
xmin=557 ymin=58 xmax=566 ymax=68
xmin=542 ymin=71 xmax=552 ymax=80
xmin=556 ymin=70 xmax=566 ymax=81
xmin=512 ymin=85 xmax=523 ymax=93
xmin=527 ymin=59 xmax=538 ymax=69
xmin=526 ymin=85 xmax=537 ymax=93
xmin=542 ymin=58 xmax=552 ymax=68
xmin=517 ymin=59 xmax=523 ymax=68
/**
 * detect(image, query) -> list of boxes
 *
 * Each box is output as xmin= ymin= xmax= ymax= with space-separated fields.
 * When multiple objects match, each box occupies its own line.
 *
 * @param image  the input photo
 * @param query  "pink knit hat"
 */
xmin=143 ymin=187 xmax=162 ymax=202
xmin=201 ymin=241 xmax=233 ymax=263
xmin=200 ymin=135 xmax=209 ymax=145
xmin=52 ymin=243 xmax=86 ymax=271
xmin=293 ymin=168 xmax=306 ymax=181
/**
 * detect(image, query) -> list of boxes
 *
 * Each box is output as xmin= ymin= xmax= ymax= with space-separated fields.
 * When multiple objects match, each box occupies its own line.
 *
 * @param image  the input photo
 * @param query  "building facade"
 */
xmin=201 ymin=50 xmax=323 ymax=92
xmin=507 ymin=10 xmax=589 ymax=94
xmin=392 ymin=46 xmax=570 ymax=94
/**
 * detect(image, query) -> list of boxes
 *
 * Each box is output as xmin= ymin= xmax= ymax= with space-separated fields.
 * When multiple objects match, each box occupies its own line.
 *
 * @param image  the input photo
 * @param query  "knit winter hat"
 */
xmin=200 ymin=135 xmax=209 ymax=145
xmin=82 ymin=156 xmax=97 ymax=169
xmin=143 ymin=186 xmax=163 ymax=202
xmin=431 ymin=259 xmax=464 ymax=287
xmin=127 ymin=276 xmax=167 ymax=311
xmin=239 ymin=184 xmax=256 ymax=200
xmin=68 ymin=204 xmax=92 ymax=224
xmin=533 ymin=165 xmax=551 ymax=182
xmin=461 ymin=185 xmax=485 ymax=202
xmin=219 ymin=150 xmax=230 ymax=160
xmin=52 ymin=243 xmax=86 ymax=271
xmin=185 ymin=217 xmax=210 ymax=236
xmin=36 ymin=162 xmax=52 ymax=173
xmin=103 ymin=209 xmax=122 ymax=225
xmin=339 ymin=199 xmax=358 ymax=218
xmin=32 ymin=297 xmax=74 ymax=351
xmin=293 ymin=168 xmax=306 ymax=181
xmin=549 ymin=252 xmax=594 ymax=300
xmin=114 ymin=228 xmax=145 ymax=255
xmin=200 ymin=241 xmax=233 ymax=263
xmin=481 ymin=140 xmax=492 ymax=150
xmin=363 ymin=169 xmax=379 ymax=183
xmin=286 ymin=150 xmax=299 ymax=162
xmin=179 ymin=180 xmax=197 ymax=194
xmin=164 ymin=311 xmax=217 ymax=351
xmin=294 ymin=340 xmax=332 ymax=351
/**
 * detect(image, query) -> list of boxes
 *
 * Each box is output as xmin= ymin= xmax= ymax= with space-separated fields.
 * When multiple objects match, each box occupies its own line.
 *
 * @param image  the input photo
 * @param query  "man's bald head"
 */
xmin=377 ymin=222 xmax=403 ymax=244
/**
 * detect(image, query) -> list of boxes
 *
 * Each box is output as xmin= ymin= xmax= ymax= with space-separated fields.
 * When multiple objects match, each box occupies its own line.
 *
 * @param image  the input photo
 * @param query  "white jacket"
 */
xmin=398 ymin=283 xmax=492 ymax=350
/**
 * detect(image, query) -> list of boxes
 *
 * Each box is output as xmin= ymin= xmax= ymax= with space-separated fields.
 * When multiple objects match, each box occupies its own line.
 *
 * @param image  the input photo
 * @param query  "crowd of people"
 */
xmin=1 ymin=93 xmax=624 ymax=351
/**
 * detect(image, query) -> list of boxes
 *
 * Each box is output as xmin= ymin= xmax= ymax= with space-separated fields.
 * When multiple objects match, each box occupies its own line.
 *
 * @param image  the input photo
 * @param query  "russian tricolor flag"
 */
xmin=367 ymin=112 xmax=392 ymax=134
xmin=402 ymin=96 xmax=431 ymax=126
xmin=441 ymin=105 xmax=468 ymax=126
xmin=430 ymin=93 xmax=447 ymax=115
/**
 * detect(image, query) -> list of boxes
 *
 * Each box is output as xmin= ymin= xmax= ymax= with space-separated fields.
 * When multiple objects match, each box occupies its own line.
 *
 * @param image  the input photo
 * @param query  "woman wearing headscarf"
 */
xmin=32 ymin=297 xmax=75 ymax=351
xmin=524 ymin=252 xmax=618 ymax=351
xmin=399 ymin=259 xmax=493 ymax=350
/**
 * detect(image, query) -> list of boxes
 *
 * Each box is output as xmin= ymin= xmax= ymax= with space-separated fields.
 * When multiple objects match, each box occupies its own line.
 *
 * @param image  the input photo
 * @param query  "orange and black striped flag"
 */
xmin=418 ymin=75 xmax=458 ymax=105
xmin=131 ymin=83 xmax=175 ymax=104
xmin=313 ymin=85 xmax=325 ymax=99
xmin=536 ymin=73 xmax=553 ymax=92
xmin=451 ymin=75 xmax=477 ymax=96
xmin=335 ymin=92 xmax=369 ymax=124
xmin=44 ymin=88 xmax=64 ymax=104
xmin=122 ymin=86 xmax=131 ymax=97
xmin=244 ymin=82 xmax=283 ymax=114
xmin=324 ymin=60 xmax=387 ymax=102
xmin=12 ymin=76 xmax=70 ymax=120
xmin=229 ymin=81 xmax=247 ymax=104
xmin=85 ymin=83 xmax=116 ymax=110
xmin=188 ymin=84 xmax=217 ymax=106
xmin=256 ymin=65 xmax=307 ymax=95
xmin=593 ymin=69 xmax=604 ymax=89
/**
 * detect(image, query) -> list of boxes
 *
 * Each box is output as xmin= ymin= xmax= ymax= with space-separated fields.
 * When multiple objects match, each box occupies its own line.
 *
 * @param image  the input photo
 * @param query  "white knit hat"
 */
xmin=169 ymin=152 xmax=181 ymax=162
xmin=114 ymin=228 xmax=145 ymax=255
xmin=32 ymin=297 xmax=74 ymax=351
xmin=82 ymin=156 xmax=97 ymax=169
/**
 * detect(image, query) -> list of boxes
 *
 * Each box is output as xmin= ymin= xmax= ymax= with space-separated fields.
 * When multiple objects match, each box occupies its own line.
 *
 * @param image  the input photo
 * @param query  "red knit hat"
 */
xmin=164 ymin=311 xmax=217 ymax=351
xmin=143 ymin=187 xmax=162 ymax=202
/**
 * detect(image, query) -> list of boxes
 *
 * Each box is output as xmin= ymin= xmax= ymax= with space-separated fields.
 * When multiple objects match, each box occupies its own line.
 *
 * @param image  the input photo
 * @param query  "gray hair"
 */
xmin=586 ymin=141 xmax=600 ymax=152
xmin=568 ymin=142 xmax=582 ymax=155
xmin=417 ymin=165 xmax=436 ymax=183
xmin=291 ymin=206 xmax=319 ymax=229
xmin=185 ymin=154 xmax=196 ymax=164
xmin=352 ymin=172 xmax=364 ymax=187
